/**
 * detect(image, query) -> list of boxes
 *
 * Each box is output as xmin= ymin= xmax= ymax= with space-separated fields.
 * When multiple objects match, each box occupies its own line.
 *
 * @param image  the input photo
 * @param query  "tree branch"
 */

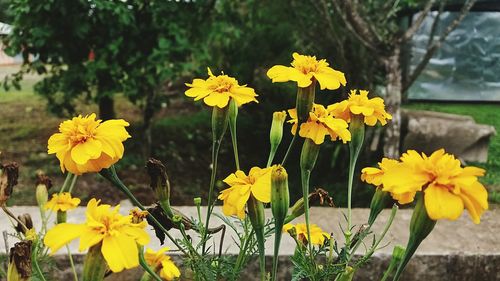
xmin=403 ymin=0 xmax=478 ymax=92
xmin=426 ymin=0 xmax=446 ymax=49
xmin=401 ymin=0 xmax=436 ymax=42
xmin=331 ymin=1 xmax=378 ymax=52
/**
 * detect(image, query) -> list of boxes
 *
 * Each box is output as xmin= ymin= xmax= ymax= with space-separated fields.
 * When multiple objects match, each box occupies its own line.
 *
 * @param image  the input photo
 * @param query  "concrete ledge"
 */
xmin=2 ymin=205 xmax=499 ymax=280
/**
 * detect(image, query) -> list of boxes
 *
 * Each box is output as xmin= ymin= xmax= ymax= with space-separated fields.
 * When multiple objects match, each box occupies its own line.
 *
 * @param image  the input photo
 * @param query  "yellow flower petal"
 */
xmin=424 ymin=184 xmax=464 ymax=221
xmin=44 ymin=223 xmax=85 ymax=253
xmin=101 ymin=234 xmax=139 ymax=272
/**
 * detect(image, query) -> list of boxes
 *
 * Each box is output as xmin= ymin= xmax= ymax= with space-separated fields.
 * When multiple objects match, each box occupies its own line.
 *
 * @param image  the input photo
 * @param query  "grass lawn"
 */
xmin=404 ymin=102 xmax=500 ymax=202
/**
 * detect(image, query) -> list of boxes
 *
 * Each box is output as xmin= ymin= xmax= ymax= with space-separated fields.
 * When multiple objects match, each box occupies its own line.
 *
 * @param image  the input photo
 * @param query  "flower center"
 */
xmin=209 ymin=76 xmax=235 ymax=93
xmin=292 ymin=56 xmax=320 ymax=74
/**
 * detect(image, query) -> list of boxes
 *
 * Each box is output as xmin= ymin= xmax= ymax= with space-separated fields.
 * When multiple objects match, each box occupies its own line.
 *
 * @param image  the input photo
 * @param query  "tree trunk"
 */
xmin=142 ymin=88 xmax=156 ymax=158
xmin=98 ymin=95 xmax=115 ymax=120
xmin=383 ymin=46 xmax=402 ymax=159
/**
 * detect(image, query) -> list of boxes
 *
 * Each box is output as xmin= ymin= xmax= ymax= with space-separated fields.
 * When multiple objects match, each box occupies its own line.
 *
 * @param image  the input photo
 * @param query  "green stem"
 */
xmin=346 ymin=115 xmax=365 ymax=251
xmin=248 ymin=196 xmax=266 ymax=281
xmin=202 ymin=139 xmax=222 ymax=254
xmin=67 ymin=174 xmax=78 ymax=193
xmin=301 ymin=169 xmax=315 ymax=264
xmin=228 ymin=100 xmax=240 ymax=171
xmin=32 ymin=241 xmax=48 ymax=281
xmin=280 ymin=128 xmax=298 ymax=166
xmin=272 ymin=220 xmax=284 ymax=281
xmin=66 ymin=245 xmax=79 ymax=281
xmin=99 ymin=167 xmax=187 ymax=255
xmin=233 ymin=222 xmax=253 ymax=274
xmin=138 ymin=246 xmax=163 ymax=281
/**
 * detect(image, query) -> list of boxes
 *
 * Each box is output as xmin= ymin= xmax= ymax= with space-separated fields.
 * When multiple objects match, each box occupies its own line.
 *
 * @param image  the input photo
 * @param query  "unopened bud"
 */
xmin=271 ymin=165 xmax=289 ymax=226
xmin=35 ymin=184 xmax=48 ymax=209
xmin=193 ymin=197 xmax=202 ymax=206
xmin=270 ymin=111 xmax=286 ymax=148
xmin=368 ymin=188 xmax=391 ymax=225
xmin=248 ymin=195 xmax=265 ymax=232
xmin=300 ymin=138 xmax=321 ymax=172
xmin=0 ymin=162 xmax=19 ymax=205
xmin=15 ymin=214 xmax=33 ymax=235
xmin=337 ymin=266 xmax=355 ymax=281
xmin=7 ymin=240 xmax=32 ymax=281
xmin=146 ymin=159 xmax=170 ymax=202
xmin=392 ymin=245 xmax=405 ymax=261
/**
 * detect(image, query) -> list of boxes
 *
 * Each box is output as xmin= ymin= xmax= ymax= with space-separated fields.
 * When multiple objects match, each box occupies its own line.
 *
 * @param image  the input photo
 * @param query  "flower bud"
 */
xmin=270 ymin=111 xmax=286 ymax=148
xmin=337 ymin=266 xmax=355 ymax=281
xmin=7 ymin=240 xmax=32 ymax=281
xmin=271 ymin=165 xmax=289 ymax=225
xmin=15 ymin=214 xmax=33 ymax=235
xmin=394 ymin=194 xmax=436 ymax=280
xmin=300 ymin=138 xmax=321 ymax=172
xmin=82 ymin=244 xmax=107 ymax=281
xmin=193 ymin=197 xmax=202 ymax=206
xmin=35 ymin=184 xmax=48 ymax=210
xmin=146 ymin=158 xmax=174 ymax=218
xmin=212 ymin=105 xmax=230 ymax=143
xmin=368 ymin=188 xmax=391 ymax=225
xmin=286 ymin=188 xmax=334 ymax=223
xmin=0 ymin=162 xmax=19 ymax=205
xmin=296 ymin=82 xmax=316 ymax=123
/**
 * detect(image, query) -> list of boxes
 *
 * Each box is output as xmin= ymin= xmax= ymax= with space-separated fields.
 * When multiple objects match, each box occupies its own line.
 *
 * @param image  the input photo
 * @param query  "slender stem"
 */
xmin=66 ymin=245 xmax=79 ymax=281
xmin=67 ymin=174 xmax=78 ymax=193
xmin=272 ymin=220 xmax=284 ymax=281
xmin=301 ymin=169 xmax=315 ymax=265
xmin=381 ymin=258 xmax=398 ymax=281
xmin=234 ymin=221 xmax=253 ymax=274
xmin=202 ymin=139 xmax=222 ymax=254
xmin=138 ymin=246 xmax=163 ymax=281
xmin=1 ymin=205 xmax=28 ymax=233
xmin=280 ymin=129 xmax=299 ymax=166
xmin=229 ymin=115 xmax=240 ymax=171
xmin=354 ymin=205 xmax=398 ymax=269
xmin=33 ymin=241 xmax=47 ymax=281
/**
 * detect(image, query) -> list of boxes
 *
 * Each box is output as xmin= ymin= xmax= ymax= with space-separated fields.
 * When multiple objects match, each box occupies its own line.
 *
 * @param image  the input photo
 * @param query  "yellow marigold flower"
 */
xmin=267 ymin=52 xmax=346 ymax=89
xmin=218 ymin=167 xmax=272 ymax=219
xmin=361 ymin=158 xmax=415 ymax=204
xmin=145 ymin=247 xmax=181 ymax=281
xmin=185 ymin=68 xmax=258 ymax=108
xmin=47 ymin=113 xmax=130 ymax=175
xmin=44 ymin=192 xmax=81 ymax=212
xmin=288 ymin=104 xmax=351 ymax=145
xmin=43 ymin=198 xmax=150 ymax=272
xmin=382 ymin=149 xmax=488 ymax=224
xmin=283 ymin=223 xmax=330 ymax=246
xmin=328 ymin=89 xmax=392 ymax=126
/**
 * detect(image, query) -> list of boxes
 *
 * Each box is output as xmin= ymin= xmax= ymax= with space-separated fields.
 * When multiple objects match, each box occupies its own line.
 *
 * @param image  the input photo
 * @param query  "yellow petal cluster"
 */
xmin=44 ymin=199 xmax=150 ymax=272
xmin=44 ymin=192 xmax=81 ymax=212
xmin=328 ymin=89 xmax=392 ymax=126
xmin=288 ymin=104 xmax=351 ymax=145
xmin=361 ymin=158 xmax=415 ymax=204
xmin=218 ymin=167 xmax=272 ymax=219
xmin=283 ymin=223 xmax=330 ymax=246
xmin=144 ymin=247 xmax=181 ymax=281
xmin=380 ymin=149 xmax=488 ymax=224
xmin=267 ymin=52 xmax=347 ymax=90
xmin=48 ymin=113 xmax=130 ymax=175
xmin=185 ymin=68 xmax=258 ymax=108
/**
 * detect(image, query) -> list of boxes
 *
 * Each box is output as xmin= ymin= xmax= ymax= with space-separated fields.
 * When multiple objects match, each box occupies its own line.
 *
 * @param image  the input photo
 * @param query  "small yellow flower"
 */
xmin=48 ymin=113 xmax=130 ymax=175
xmin=218 ymin=167 xmax=272 ymax=219
xmin=328 ymin=89 xmax=392 ymax=126
xmin=44 ymin=199 xmax=150 ymax=272
xmin=144 ymin=247 xmax=181 ymax=281
xmin=288 ymin=104 xmax=351 ymax=145
xmin=130 ymin=208 xmax=149 ymax=223
xmin=267 ymin=52 xmax=346 ymax=89
xmin=25 ymin=228 xmax=37 ymax=241
xmin=382 ymin=149 xmax=488 ymax=224
xmin=361 ymin=158 xmax=415 ymax=204
xmin=44 ymin=192 xmax=81 ymax=212
xmin=283 ymin=223 xmax=330 ymax=246
xmin=185 ymin=68 xmax=258 ymax=108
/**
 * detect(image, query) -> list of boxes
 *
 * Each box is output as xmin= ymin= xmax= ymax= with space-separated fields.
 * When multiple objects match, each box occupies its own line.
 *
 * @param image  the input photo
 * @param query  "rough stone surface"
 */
xmin=402 ymin=109 xmax=496 ymax=163
xmin=1 ymin=205 xmax=499 ymax=280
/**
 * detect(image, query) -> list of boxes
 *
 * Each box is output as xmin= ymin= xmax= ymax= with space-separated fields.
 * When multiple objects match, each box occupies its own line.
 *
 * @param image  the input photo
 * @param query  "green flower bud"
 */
xmin=300 ymin=138 xmax=321 ymax=172
xmin=212 ymin=104 xmax=230 ymax=143
xmin=0 ymin=162 xmax=19 ymax=205
xmin=368 ymin=189 xmax=391 ymax=225
xmin=271 ymin=165 xmax=289 ymax=224
xmin=393 ymin=194 xmax=436 ymax=281
xmin=296 ymin=82 xmax=316 ymax=123
xmin=247 ymin=195 xmax=266 ymax=277
xmin=337 ymin=266 xmax=355 ymax=281
xmin=270 ymin=111 xmax=286 ymax=148
xmin=82 ymin=244 xmax=107 ymax=281
xmin=35 ymin=184 xmax=48 ymax=210
xmin=7 ymin=241 xmax=32 ymax=281
xmin=193 ymin=197 xmax=202 ymax=206
xmin=57 ymin=211 xmax=67 ymax=224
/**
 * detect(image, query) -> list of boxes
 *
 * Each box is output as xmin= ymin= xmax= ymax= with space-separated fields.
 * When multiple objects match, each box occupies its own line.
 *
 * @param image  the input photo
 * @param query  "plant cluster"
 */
xmin=1 ymin=52 xmax=488 ymax=281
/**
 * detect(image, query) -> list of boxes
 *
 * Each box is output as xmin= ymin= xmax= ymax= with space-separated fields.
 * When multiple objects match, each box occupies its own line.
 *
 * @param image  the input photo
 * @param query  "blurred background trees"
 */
xmin=1 ymin=0 xmax=492 ymax=206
